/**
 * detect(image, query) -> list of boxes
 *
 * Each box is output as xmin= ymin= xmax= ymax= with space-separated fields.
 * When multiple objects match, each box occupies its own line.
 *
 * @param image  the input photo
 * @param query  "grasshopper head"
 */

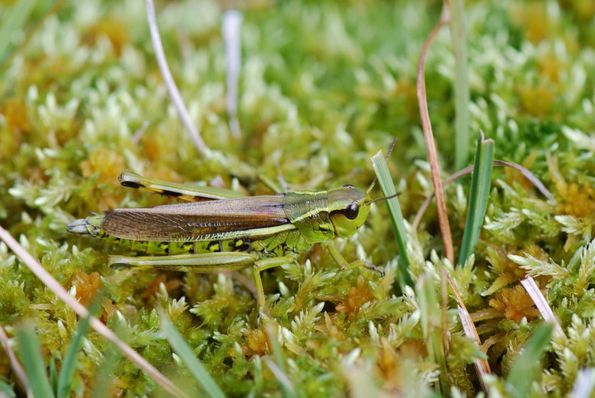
xmin=328 ymin=185 xmax=370 ymax=238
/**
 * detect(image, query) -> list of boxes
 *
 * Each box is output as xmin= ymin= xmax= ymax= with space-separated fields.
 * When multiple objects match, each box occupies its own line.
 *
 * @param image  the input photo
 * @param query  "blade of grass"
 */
xmin=417 ymin=275 xmax=449 ymax=393
xmin=0 ymin=379 xmax=16 ymax=397
xmin=48 ymin=358 xmax=58 ymax=395
xmin=56 ymin=301 xmax=101 ymax=398
xmin=16 ymin=324 xmax=54 ymax=398
xmin=159 ymin=312 xmax=225 ymax=398
xmin=0 ymin=325 xmax=30 ymax=397
xmin=447 ymin=0 xmax=470 ymax=169
xmin=506 ymin=323 xmax=553 ymax=398
xmin=457 ymin=134 xmax=494 ymax=266
xmin=0 ymin=226 xmax=187 ymax=398
xmin=0 ymin=0 xmax=36 ymax=65
xmin=416 ymin=5 xmax=454 ymax=263
xmin=264 ymin=322 xmax=296 ymax=398
xmin=371 ymin=151 xmax=413 ymax=288
xmin=90 ymin=344 xmax=120 ymax=398
xmin=263 ymin=358 xmax=295 ymax=397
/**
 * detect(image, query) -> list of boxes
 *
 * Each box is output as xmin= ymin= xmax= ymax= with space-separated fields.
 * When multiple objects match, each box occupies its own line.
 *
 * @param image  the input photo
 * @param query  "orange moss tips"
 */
xmin=71 ymin=271 xmax=116 ymax=322
xmin=243 ymin=328 xmax=269 ymax=357
xmin=1 ymin=98 xmax=30 ymax=133
xmin=80 ymin=148 xmax=126 ymax=209
xmin=537 ymin=52 xmax=566 ymax=84
xmin=336 ymin=276 xmax=374 ymax=315
xmin=83 ymin=18 xmax=130 ymax=56
xmin=510 ymin=2 xmax=552 ymax=44
xmin=71 ymin=271 xmax=102 ymax=307
xmin=377 ymin=339 xmax=399 ymax=388
xmin=556 ymin=182 xmax=595 ymax=218
xmin=139 ymin=274 xmax=183 ymax=305
xmin=80 ymin=148 xmax=125 ymax=184
xmin=141 ymin=133 xmax=164 ymax=162
xmin=517 ymin=85 xmax=556 ymax=117
xmin=488 ymin=285 xmax=540 ymax=324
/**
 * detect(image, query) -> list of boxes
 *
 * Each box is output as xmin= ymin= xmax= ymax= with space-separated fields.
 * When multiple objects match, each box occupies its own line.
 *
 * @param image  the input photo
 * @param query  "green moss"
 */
xmin=0 ymin=0 xmax=594 ymax=396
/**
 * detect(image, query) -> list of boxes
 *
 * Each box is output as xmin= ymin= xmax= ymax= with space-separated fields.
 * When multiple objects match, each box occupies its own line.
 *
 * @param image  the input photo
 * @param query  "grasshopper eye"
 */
xmin=343 ymin=202 xmax=359 ymax=220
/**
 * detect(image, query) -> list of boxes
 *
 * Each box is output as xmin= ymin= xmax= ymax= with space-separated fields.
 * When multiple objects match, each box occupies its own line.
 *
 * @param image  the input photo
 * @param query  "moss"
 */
xmin=0 ymin=0 xmax=594 ymax=396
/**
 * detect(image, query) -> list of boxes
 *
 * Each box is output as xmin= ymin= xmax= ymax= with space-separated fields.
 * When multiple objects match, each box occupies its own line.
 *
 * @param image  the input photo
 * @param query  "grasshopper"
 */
xmin=68 ymin=171 xmax=374 ymax=310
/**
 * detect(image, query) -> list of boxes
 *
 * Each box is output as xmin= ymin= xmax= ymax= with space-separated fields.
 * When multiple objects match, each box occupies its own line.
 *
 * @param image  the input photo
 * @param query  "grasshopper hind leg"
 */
xmin=118 ymin=171 xmax=243 ymax=201
xmin=109 ymin=252 xmax=294 ymax=312
xmin=109 ymin=252 xmax=256 ymax=272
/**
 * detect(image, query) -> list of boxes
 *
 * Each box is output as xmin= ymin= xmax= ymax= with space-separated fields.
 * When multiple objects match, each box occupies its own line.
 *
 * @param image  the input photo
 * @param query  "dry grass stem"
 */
xmin=521 ymin=277 xmax=565 ymax=338
xmin=145 ymin=0 xmax=210 ymax=157
xmin=416 ymin=6 xmax=454 ymax=263
xmin=0 ymin=325 xmax=31 ymax=398
xmin=446 ymin=272 xmax=491 ymax=391
xmin=413 ymin=160 xmax=555 ymax=230
xmin=223 ymin=9 xmax=243 ymax=138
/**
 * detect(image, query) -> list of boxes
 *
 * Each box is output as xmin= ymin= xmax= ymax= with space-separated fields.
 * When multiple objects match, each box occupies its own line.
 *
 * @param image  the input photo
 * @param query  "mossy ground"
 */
xmin=0 ymin=0 xmax=594 ymax=396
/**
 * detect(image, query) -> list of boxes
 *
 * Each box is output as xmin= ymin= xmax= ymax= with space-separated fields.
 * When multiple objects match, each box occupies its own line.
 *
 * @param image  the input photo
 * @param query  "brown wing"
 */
xmin=101 ymin=195 xmax=291 ymax=241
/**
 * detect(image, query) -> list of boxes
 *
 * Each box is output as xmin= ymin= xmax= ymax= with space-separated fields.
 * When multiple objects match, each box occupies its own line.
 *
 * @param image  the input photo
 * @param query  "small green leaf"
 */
xmin=506 ymin=323 xmax=553 ymax=398
xmin=16 ymin=323 xmax=55 ymax=398
xmin=371 ymin=150 xmax=414 ymax=288
xmin=160 ymin=312 xmax=225 ymax=398
xmin=56 ymin=303 xmax=98 ymax=398
xmin=416 ymin=275 xmax=448 ymax=394
xmin=264 ymin=322 xmax=296 ymax=398
xmin=449 ymin=0 xmax=471 ymax=170
xmin=0 ymin=0 xmax=37 ymax=66
xmin=0 ymin=379 xmax=16 ymax=398
xmin=90 ymin=344 xmax=120 ymax=398
xmin=457 ymin=134 xmax=494 ymax=266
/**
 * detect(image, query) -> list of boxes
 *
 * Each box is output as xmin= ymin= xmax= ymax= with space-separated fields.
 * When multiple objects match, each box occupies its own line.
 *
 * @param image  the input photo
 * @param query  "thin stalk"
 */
xmin=447 ymin=0 xmax=470 ymax=169
xmin=56 ymin=302 xmax=100 ymax=398
xmin=159 ymin=313 xmax=225 ymax=398
xmin=416 ymin=6 xmax=454 ymax=263
xmin=222 ymin=9 xmax=243 ymax=138
xmin=145 ymin=0 xmax=210 ymax=157
xmin=0 ymin=325 xmax=31 ymax=397
xmin=0 ymin=226 xmax=188 ymax=398
xmin=412 ymin=159 xmax=554 ymax=230
xmin=521 ymin=277 xmax=564 ymax=338
xmin=417 ymin=275 xmax=449 ymax=393
xmin=457 ymin=134 xmax=494 ymax=266
xmin=264 ymin=323 xmax=296 ymax=398
xmin=371 ymin=151 xmax=414 ymax=288
xmin=506 ymin=323 xmax=553 ymax=398
xmin=444 ymin=272 xmax=491 ymax=391
xmin=16 ymin=324 xmax=54 ymax=398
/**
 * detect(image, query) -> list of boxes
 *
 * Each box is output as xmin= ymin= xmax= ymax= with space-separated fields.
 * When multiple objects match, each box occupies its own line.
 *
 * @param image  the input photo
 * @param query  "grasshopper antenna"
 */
xmin=370 ymin=192 xmax=401 ymax=204
xmin=367 ymin=137 xmax=397 ymax=194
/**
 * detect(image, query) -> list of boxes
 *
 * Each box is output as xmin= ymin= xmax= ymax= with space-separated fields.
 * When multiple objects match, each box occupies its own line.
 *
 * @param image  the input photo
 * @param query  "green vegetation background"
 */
xmin=0 ymin=0 xmax=594 ymax=396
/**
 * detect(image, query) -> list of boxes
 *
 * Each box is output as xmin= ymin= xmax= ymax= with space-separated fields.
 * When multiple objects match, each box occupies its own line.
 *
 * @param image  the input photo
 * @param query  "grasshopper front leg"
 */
xmin=109 ymin=252 xmax=294 ymax=311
